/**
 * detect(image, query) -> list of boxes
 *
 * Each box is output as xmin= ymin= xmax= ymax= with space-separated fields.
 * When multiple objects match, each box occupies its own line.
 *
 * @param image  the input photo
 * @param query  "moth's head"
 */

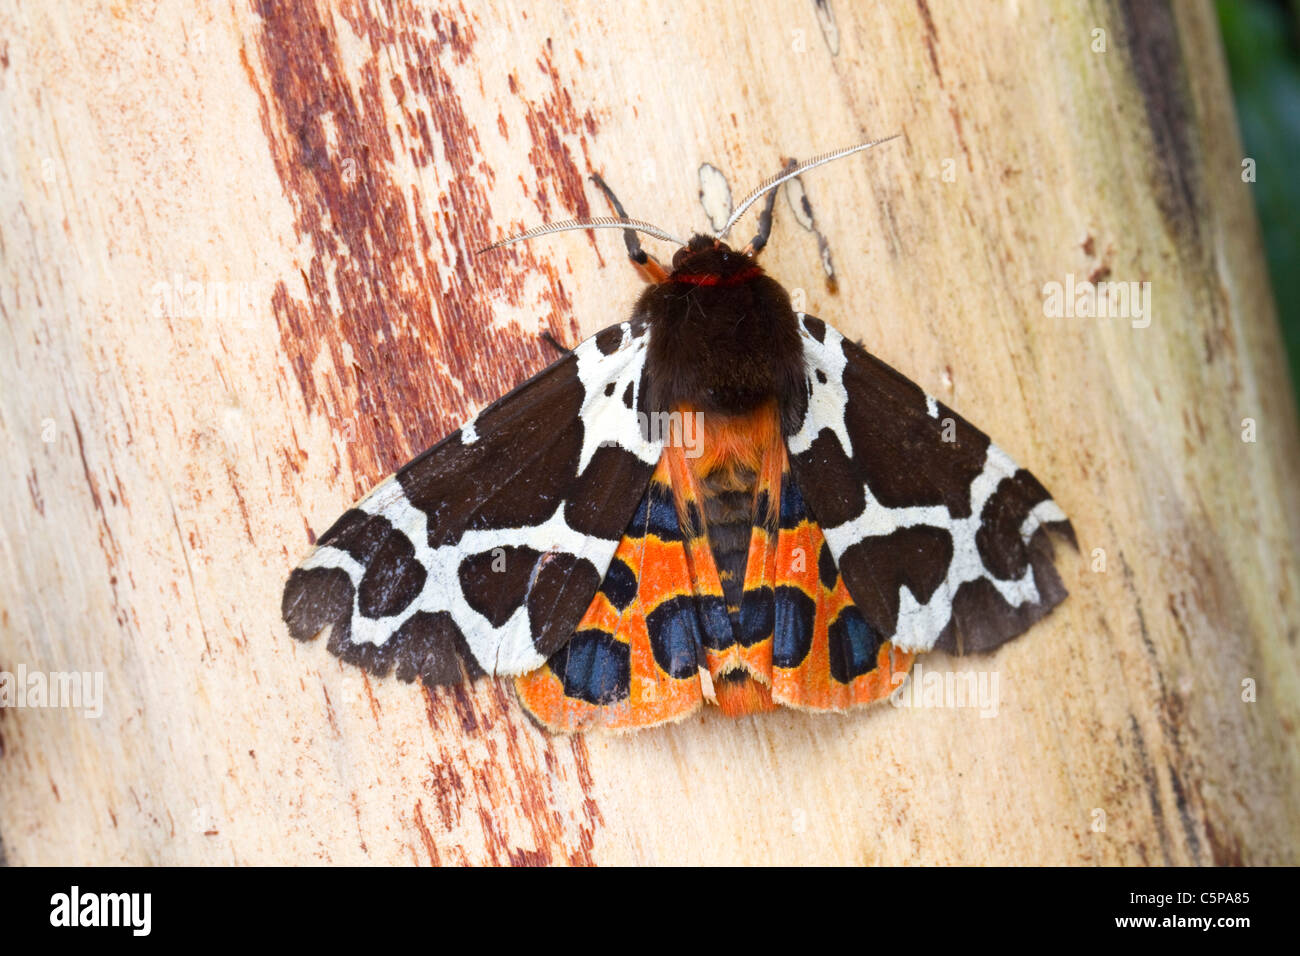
xmin=668 ymin=235 xmax=759 ymax=283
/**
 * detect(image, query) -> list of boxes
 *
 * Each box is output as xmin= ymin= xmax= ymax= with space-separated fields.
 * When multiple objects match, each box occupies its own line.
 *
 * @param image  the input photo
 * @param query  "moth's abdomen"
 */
xmin=676 ymin=401 xmax=781 ymax=624
xmin=668 ymin=402 xmax=785 ymax=716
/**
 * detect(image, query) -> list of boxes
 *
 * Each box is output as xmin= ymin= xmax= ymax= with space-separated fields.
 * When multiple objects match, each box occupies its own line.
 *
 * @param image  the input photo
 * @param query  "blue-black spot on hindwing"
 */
xmin=772 ymin=585 xmax=817 ymax=667
xmin=739 ymin=586 xmax=775 ymax=646
xmin=599 ymin=557 xmax=638 ymax=612
xmin=827 ymin=606 xmax=882 ymax=683
xmin=549 ymin=629 xmax=631 ymax=704
xmin=631 ymin=480 xmax=684 ymax=542
xmin=358 ymin=531 xmax=427 ymax=619
xmin=779 ymin=472 xmax=808 ymax=529
xmin=697 ymin=594 xmax=733 ymax=651
xmin=818 ymin=542 xmax=838 ymax=591
xmin=644 ymin=596 xmax=704 ymax=678
xmin=458 ymin=546 xmax=543 ymax=628
xmin=683 ymin=501 xmax=704 ymax=539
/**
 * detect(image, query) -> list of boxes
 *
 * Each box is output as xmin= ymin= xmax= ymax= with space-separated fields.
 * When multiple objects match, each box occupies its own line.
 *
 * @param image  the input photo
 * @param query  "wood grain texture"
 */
xmin=1 ymin=0 xmax=1297 ymax=865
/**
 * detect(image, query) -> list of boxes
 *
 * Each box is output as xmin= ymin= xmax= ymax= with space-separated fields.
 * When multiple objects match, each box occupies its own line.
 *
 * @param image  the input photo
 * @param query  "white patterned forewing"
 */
xmin=282 ymin=321 xmax=662 ymax=683
xmin=786 ymin=315 xmax=1075 ymax=655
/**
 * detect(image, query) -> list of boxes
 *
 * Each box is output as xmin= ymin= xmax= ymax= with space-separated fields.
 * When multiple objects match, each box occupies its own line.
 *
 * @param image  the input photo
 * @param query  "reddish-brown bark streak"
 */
xmin=248 ymin=0 xmax=607 ymax=867
xmin=915 ymin=0 xmax=942 ymax=85
xmin=412 ymin=799 xmax=441 ymax=865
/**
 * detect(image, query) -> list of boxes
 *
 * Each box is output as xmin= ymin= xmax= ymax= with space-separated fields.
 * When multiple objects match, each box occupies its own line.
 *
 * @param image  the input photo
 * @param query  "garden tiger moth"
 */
xmin=281 ymin=139 xmax=1076 ymax=734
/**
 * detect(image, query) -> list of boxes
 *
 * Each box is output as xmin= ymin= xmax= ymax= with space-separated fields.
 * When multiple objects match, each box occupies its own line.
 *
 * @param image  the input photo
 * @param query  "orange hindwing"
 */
xmin=517 ymin=403 xmax=914 ymax=731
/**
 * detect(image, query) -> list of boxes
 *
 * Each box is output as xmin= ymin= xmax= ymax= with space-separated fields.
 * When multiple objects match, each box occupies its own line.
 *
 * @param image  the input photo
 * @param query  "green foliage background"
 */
xmin=1217 ymin=0 xmax=1300 ymax=405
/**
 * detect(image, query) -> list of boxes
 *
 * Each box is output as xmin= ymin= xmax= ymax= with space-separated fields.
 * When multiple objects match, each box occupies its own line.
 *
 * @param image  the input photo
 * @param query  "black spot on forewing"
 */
xmin=565 ymin=444 xmax=656 ymax=540
xmin=841 ymin=345 xmax=988 ymax=514
xmin=838 ymin=525 xmax=954 ymax=641
xmin=975 ymin=470 xmax=1052 ymax=580
xmin=397 ymin=356 xmax=583 ymax=548
xmin=458 ymin=546 xmax=543 ymax=628
xmin=392 ymin=611 xmax=485 ymax=686
xmin=283 ymin=566 xmax=354 ymax=644
xmin=315 ymin=508 xmax=426 ymax=621
xmin=358 ymin=531 xmax=426 ymax=619
xmin=802 ymin=315 xmax=827 ymax=342
xmin=594 ymin=324 xmax=624 ymax=355
xmin=526 ymin=552 xmax=602 ymax=657
xmin=318 ymin=509 xmax=393 ymax=562
xmin=934 ymin=527 xmax=1069 ymax=655
xmin=790 ymin=430 xmax=863 ymax=527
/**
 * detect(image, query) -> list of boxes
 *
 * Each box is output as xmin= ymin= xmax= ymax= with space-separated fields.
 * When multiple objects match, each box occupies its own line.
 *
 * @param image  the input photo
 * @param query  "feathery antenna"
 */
xmin=716 ymin=135 xmax=901 ymax=240
xmin=478 ymin=216 xmax=686 ymax=254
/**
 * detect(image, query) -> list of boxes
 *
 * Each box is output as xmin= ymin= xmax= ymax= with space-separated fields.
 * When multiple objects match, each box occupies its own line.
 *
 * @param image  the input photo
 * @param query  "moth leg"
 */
xmin=635 ymin=255 xmax=669 ymax=284
xmin=589 ymin=172 xmax=669 ymax=283
xmin=540 ymin=329 xmax=571 ymax=355
xmin=742 ymin=158 xmax=793 ymax=257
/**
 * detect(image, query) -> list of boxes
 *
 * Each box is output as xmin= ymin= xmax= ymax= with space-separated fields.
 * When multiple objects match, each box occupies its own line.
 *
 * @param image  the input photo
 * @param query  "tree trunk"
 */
xmin=1 ymin=0 xmax=1296 ymax=865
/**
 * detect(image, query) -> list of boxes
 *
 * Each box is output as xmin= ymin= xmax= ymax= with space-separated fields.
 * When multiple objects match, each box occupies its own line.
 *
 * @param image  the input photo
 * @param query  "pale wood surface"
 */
xmin=1 ymin=0 xmax=1297 ymax=865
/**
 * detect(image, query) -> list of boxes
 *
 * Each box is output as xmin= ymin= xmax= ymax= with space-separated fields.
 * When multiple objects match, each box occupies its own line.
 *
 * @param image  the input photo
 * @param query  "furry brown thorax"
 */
xmin=639 ymin=235 xmax=808 ymax=432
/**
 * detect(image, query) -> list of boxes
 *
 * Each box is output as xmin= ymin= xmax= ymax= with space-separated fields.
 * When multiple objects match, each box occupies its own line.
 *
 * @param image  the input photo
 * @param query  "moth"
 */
xmin=282 ymin=140 xmax=1076 ymax=733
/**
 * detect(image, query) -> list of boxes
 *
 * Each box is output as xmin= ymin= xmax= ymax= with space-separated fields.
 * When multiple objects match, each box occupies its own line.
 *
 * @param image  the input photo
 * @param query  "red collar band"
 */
xmin=671 ymin=267 xmax=762 ymax=287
